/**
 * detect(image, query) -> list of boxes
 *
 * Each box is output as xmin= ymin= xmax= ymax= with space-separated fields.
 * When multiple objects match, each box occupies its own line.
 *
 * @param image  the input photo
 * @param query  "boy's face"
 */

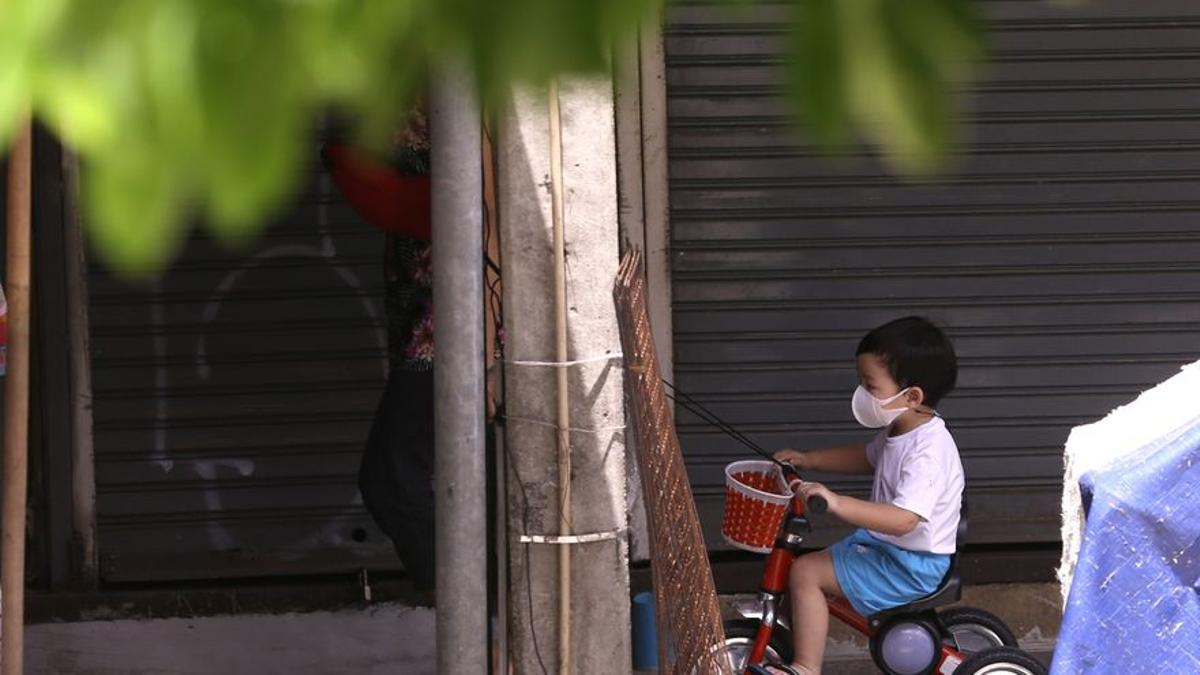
xmin=856 ymin=353 xmax=907 ymax=405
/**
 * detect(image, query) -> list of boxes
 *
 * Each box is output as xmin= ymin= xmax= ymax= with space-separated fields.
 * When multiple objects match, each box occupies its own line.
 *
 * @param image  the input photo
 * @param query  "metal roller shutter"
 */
xmin=666 ymin=0 xmax=1200 ymax=549
xmin=88 ymin=133 xmax=396 ymax=581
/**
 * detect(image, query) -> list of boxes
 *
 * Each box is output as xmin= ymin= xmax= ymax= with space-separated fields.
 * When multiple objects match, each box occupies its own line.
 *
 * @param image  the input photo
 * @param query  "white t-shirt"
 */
xmin=864 ymin=416 xmax=964 ymax=554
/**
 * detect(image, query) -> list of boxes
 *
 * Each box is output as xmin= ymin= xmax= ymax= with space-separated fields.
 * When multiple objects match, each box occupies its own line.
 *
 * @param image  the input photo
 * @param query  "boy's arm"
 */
xmin=795 ymin=483 xmax=920 ymax=536
xmin=828 ymin=495 xmax=921 ymax=536
xmin=774 ymin=443 xmax=872 ymax=475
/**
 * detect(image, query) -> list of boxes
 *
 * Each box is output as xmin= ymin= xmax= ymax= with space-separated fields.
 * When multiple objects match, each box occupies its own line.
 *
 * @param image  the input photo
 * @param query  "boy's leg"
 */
xmin=786 ymin=549 xmax=844 ymax=675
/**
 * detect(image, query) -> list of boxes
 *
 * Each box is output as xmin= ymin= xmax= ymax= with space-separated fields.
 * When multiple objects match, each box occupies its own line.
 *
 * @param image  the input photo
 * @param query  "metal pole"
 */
xmin=431 ymin=62 xmax=486 ymax=673
xmin=2 ymin=122 xmax=33 ymax=675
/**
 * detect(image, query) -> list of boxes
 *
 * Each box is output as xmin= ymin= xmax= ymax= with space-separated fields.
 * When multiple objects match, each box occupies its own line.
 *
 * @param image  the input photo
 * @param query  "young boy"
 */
xmin=768 ymin=316 xmax=964 ymax=675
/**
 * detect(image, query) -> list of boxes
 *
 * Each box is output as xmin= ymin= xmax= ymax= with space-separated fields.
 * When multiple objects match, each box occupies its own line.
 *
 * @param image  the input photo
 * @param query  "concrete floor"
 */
xmin=22 ymin=583 xmax=1058 ymax=673
xmin=26 ymin=603 xmax=436 ymax=675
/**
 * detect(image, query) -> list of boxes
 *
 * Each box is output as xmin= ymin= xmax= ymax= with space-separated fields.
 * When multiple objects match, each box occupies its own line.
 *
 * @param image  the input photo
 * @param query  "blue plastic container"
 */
xmin=631 ymin=591 xmax=658 ymax=669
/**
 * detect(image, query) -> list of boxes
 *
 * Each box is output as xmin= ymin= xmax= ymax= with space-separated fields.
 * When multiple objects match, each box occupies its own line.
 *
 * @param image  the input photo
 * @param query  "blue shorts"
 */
xmin=830 ymin=529 xmax=951 ymax=617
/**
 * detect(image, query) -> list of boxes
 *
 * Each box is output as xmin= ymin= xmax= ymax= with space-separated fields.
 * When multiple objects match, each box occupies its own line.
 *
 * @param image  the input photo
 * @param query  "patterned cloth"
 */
xmin=385 ymin=108 xmax=434 ymax=371
xmin=385 ymin=236 xmax=433 ymax=370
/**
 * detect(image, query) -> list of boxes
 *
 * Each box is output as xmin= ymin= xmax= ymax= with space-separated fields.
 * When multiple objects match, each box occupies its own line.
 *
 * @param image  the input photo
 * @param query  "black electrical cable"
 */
xmin=663 ymin=379 xmax=827 ymax=513
xmin=661 ymin=379 xmax=792 ymax=476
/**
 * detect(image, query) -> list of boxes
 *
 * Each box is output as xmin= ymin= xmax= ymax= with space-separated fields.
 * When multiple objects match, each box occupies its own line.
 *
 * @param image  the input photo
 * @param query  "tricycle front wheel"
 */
xmin=721 ymin=619 xmax=795 ymax=671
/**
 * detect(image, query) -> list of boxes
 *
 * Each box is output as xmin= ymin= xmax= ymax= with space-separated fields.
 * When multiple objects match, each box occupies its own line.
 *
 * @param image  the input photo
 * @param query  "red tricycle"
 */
xmin=719 ymin=460 xmax=1047 ymax=675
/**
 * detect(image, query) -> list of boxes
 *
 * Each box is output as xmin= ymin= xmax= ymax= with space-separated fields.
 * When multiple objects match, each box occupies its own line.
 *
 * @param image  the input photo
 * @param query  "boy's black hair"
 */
xmin=856 ymin=316 xmax=957 ymax=408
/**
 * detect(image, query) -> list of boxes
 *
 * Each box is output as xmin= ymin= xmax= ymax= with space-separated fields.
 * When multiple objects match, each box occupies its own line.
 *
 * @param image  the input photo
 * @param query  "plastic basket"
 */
xmin=722 ymin=460 xmax=792 ymax=554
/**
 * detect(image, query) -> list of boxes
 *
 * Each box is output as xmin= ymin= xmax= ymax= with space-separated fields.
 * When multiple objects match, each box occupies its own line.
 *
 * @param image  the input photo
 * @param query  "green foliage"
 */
xmin=0 ymin=0 xmax=982 ymax=275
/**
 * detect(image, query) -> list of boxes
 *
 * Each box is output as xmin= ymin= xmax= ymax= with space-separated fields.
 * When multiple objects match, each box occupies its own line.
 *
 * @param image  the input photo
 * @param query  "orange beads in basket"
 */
xmin=722 ymin=460 xmax=793 ymax=554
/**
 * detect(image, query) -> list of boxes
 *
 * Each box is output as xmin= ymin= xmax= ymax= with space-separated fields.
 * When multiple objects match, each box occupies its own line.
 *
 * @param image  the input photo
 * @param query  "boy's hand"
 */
xmin=795 ymin=481 xmax=840 ymax=514
xmin=773 ymin=448 xmax=811 ymax=471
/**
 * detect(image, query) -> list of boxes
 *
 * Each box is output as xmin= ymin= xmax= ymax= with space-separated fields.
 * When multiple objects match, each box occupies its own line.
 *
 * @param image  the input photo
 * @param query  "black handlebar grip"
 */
xmin=807 ymin=495 xmax=828 ymax=515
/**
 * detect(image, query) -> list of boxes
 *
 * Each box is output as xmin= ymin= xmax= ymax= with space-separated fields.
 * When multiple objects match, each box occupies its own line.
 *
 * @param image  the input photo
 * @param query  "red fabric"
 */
xmin=322 ymin=142 xmax=432 ymax=240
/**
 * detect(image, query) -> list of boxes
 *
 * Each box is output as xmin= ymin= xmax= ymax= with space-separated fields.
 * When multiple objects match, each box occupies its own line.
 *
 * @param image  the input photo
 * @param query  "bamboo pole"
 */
xmin=548 ymin=80 xmax=572 ymax=675
xmin=2 ymin=122 xmax=33 ymax=675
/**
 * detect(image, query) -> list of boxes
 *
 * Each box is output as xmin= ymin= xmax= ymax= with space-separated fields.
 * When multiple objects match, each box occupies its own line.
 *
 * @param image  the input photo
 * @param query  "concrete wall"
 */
xmin=497 ymin=78 xmax=631 ymax=673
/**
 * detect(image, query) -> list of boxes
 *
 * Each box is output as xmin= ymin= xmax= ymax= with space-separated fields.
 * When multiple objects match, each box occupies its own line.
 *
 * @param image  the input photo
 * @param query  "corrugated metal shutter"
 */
xmin=88 ymin=134 xmax=397 ymax=581
xmin=666 ymin=0 xmax=1200 ymax=549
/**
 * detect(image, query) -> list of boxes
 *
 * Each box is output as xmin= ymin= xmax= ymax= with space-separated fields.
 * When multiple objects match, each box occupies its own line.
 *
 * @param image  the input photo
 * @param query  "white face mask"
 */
xmin=851 ymin=385 xmax=910 ymax=429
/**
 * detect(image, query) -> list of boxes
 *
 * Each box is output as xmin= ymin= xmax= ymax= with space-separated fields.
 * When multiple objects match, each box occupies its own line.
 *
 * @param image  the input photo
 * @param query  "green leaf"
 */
xmin=791 ymin=0 xmax=982 ymax=173
xmin=83 ymin=142 xmax=188 ymax=277
xmin=0 ymin=0 xmax=66 ymax=144
xmin=0 ymin=0 xmax=986 ymax=275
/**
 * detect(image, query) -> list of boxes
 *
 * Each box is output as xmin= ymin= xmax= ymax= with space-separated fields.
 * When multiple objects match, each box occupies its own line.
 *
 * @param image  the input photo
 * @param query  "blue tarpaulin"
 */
xmin=1052 ymin=421 xmax=1200 ymax=674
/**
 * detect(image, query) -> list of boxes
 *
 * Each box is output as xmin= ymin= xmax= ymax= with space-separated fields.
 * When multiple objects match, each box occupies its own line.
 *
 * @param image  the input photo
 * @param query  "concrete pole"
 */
xmin=430 ymin=62 xmax=487 ymax=673
xmin=62 ymin=151 xmax=99 ymax=588
xmin=2 ymin=122 xmax=33 ymax=675
xmin=498 ymin=79 xmax=631 ymax=674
